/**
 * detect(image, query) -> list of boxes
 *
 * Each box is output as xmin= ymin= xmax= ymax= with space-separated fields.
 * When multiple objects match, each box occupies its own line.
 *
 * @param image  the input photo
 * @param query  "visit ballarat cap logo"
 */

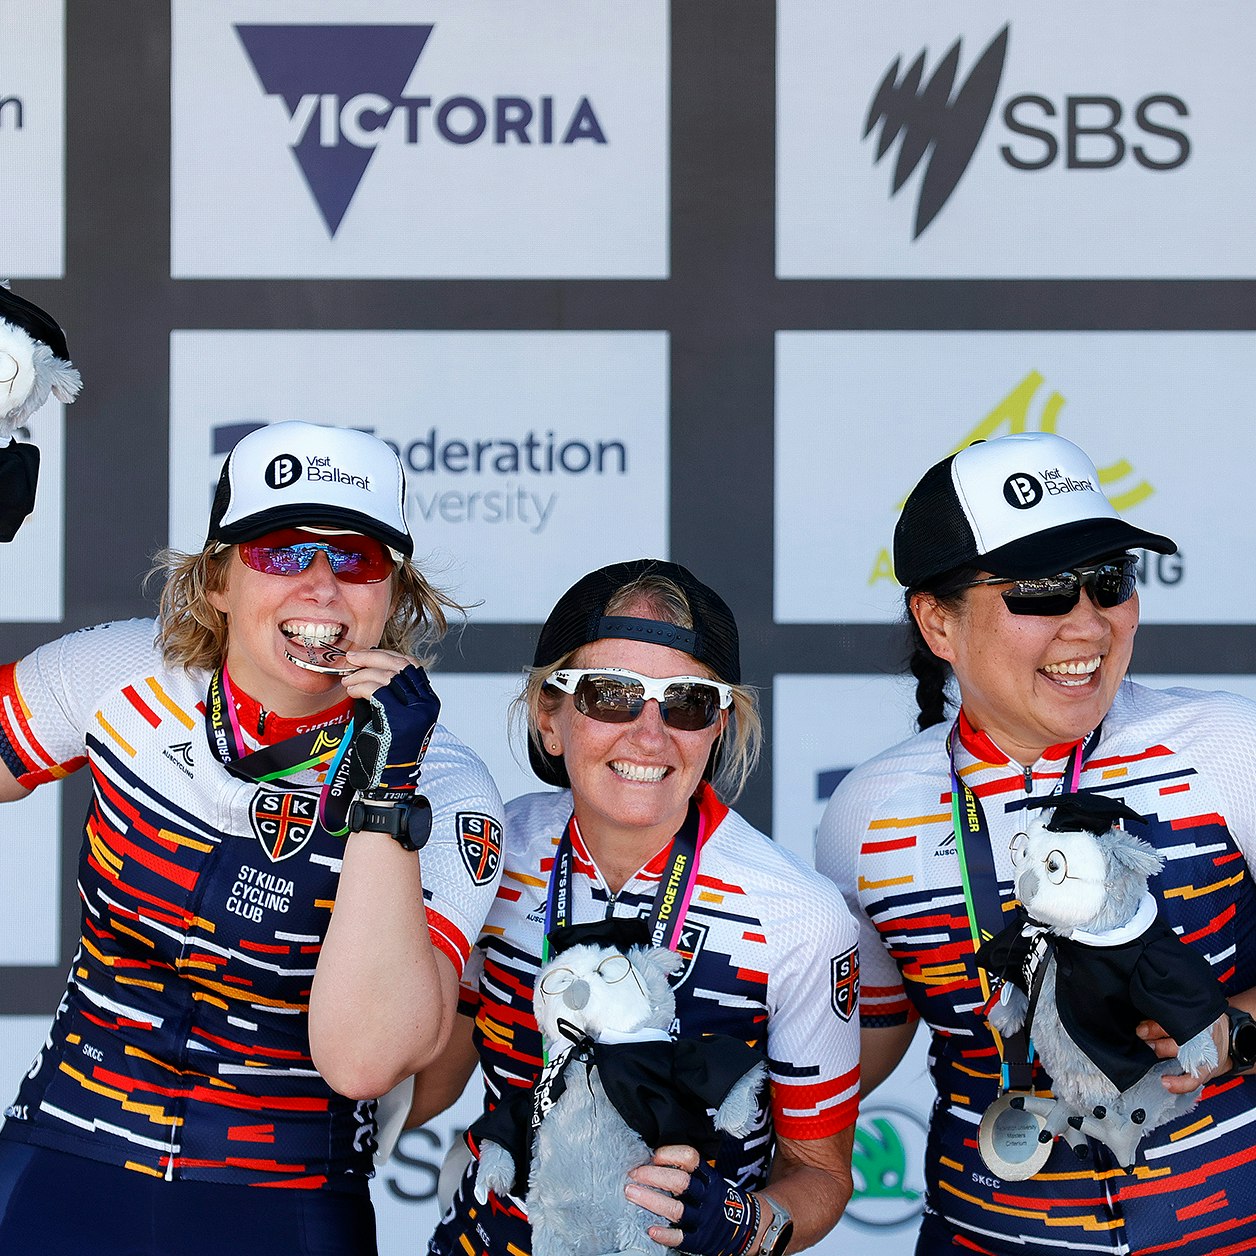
xmin=208 ymin=420 xmax=413 ymax=555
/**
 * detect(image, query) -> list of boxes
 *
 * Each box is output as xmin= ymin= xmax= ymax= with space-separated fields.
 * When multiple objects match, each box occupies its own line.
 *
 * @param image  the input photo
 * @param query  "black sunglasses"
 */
xmin=962 ymin=555 xmax=1139 ymax=617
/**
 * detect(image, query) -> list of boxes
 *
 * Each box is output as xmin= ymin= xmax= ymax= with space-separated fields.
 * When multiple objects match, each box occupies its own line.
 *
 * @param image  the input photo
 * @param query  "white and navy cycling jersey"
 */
xmin=818 ymin=681 xmax=1256 ymax=1256
xmin=430 ymin=781 xmax=859 ymax=1256
xmin=0 ymin=618 xmax=503 ymax=1191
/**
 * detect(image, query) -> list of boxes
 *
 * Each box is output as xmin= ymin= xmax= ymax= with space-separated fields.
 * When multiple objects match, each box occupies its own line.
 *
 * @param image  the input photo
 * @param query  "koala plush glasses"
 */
xmin=962 ymin=555 xmax=1138 ymax=617
xmin=545 ymin=667 xmax=733 ymax=732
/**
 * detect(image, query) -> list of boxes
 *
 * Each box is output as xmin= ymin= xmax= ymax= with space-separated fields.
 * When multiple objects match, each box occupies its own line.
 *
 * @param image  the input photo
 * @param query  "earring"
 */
xmin=550 ymin=743 xmax=561 ymax=754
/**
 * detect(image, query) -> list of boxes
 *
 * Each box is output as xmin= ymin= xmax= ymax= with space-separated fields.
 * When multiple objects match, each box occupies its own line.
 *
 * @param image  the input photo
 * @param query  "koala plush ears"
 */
xmin=0 ymin=282 xmax=81 ymax=542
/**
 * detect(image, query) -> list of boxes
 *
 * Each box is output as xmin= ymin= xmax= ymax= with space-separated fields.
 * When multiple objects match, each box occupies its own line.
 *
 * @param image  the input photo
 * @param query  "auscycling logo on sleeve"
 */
xmin=235 ymin=23 xmax=608 ymax=237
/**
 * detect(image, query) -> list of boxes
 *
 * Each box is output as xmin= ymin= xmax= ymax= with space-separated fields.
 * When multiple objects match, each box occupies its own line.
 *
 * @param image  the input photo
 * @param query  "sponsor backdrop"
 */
xmin=4 ymin=3 xmax=1256 ymax=1253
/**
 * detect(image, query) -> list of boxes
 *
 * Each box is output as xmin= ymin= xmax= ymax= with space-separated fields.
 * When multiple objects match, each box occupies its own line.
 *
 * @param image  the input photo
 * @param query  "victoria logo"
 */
xmin=863 ymin=26 xmax=1009 ymax=239
xmin=236 ymin=24 xmax=608 ymax=238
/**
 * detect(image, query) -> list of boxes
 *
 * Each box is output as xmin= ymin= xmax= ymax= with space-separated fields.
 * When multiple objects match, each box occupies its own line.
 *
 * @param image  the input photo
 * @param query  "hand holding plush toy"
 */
xmin=0 ymin=282 xmax=81 ymax=542
xmin=468 ymin=918 xmax=766 ymax=1256
xmin=977 ymin=792 xmax=1227 ymax=1173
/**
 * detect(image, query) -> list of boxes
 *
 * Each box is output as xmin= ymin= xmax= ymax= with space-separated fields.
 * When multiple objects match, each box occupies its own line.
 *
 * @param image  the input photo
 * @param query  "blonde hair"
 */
xmin=149 ymin=542 xmax=463 ymax=673
xmin=513 ymin=572 xmax=762 ymax=801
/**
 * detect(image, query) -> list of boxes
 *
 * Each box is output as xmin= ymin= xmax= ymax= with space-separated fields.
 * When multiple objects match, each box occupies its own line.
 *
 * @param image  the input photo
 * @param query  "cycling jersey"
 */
xmin=0 ymin=618 xmax=503 ymax=1191
xmin=431 ymin=782 xmax=860 ymax=1256
xmin=817 ymin=681 xmax=1256 ymax=1256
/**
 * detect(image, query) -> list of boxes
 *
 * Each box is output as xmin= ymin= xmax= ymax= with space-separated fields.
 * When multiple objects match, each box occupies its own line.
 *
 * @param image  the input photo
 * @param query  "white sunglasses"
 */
xmin=545 ymin=667 xmax=733 ymax=731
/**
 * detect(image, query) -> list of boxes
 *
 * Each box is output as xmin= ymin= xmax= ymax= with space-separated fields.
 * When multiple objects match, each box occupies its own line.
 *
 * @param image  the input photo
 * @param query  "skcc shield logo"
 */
xmin=456 ymin=812 xmax=502 ymax=886
xmin=831 ymin=947 xmax=860 ymax=1022
xmin=250 ymin=789 xmax=318 ymax=863
xmin=667 ymin=919 xmax=708 ymax=991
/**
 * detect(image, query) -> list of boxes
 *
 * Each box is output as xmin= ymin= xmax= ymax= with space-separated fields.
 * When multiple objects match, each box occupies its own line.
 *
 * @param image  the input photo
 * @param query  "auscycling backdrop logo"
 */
xmin=235 ymin=24 xmax=608 ymax=236
xmin=864 ymin=24 xmax=1191 ymax=238
xmin=212 ymin=421 xmax=627 ymax=537
xmin=864 ymin=371 xmax=1183 ymax=591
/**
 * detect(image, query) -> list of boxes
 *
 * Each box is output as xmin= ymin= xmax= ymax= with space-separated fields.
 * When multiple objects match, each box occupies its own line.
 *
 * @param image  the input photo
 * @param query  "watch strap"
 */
xmin=755 ymin=1193 xmax=793 ymax=1256
xmin=348 ymin=790 xmax=433 ymax=852
xmin=1225 ymin=1005 xmax=1256 ymax=1074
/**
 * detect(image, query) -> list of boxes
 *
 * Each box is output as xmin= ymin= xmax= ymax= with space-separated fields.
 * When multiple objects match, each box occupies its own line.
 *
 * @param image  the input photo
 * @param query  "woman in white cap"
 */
xmin=817 ymin=431 xmax=1256 ymax=1255
xmin=0 ymin=421 xmax=503 ymax=1255
xmin=316 ymin=559 xmax=861 ymax=1256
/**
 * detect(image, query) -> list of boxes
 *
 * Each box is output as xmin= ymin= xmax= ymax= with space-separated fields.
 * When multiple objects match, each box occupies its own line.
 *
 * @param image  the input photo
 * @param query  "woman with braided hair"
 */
xmin=817 ymin=431 xmax=1256 ymax=1255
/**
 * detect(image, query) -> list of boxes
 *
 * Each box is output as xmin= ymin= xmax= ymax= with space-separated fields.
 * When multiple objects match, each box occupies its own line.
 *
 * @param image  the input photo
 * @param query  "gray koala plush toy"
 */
xmin=977 ymin=792 xmax=1227 ymax=1172
xmin=468 ymin=918 xmax=766 ymax=1256
xmin=0 ymin=282 xmax=80 ymax=542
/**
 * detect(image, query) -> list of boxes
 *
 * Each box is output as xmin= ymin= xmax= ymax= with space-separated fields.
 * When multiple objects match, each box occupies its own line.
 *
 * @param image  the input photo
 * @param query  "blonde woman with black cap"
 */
xmin=0 ymin=421 xmax=503 ymax=1255
xmin=319 ymin=559 xmax=861 ymax=1256
xmin=816 ymin=431 xmax=1256 ymax=1256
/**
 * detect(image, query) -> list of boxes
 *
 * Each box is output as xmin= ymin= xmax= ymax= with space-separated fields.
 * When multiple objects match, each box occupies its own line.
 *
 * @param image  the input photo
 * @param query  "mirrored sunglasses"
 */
xmin=963 ymin=555 xmax=1138 ymax=617
xmin=237 ymin=529 xmax=395 ymax=584
xmin=545 ymin=667 xmax=733 ymax=732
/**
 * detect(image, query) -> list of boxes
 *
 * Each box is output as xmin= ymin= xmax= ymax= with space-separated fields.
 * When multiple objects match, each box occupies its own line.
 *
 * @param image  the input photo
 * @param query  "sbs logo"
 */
xmin=864 ymin=24 xmax=1191 ymax=238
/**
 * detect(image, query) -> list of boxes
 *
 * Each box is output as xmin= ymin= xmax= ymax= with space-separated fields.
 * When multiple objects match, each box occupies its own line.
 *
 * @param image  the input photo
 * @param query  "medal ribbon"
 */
xmin=948 ymin=717 xmax=1101 ymax=1090
xmin=542 ymin=792 xmax=704 ymax=965
xmin=204 ymin=666 xmax=356 ymax=832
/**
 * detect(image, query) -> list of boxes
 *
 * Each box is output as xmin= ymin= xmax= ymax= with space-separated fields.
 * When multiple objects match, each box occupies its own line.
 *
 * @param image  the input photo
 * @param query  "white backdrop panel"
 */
xmin=775 ymin=331 xmax=1247 ymax=624
xmin=168 ymin=331 xmax=669 ymax=622
xmin=0 ymin=1 xmax=64 ymax=277
xmin=778 ymin=0 xmax=1256 ymax=278
xmin=172 ymin=0 xmax=668 ymax=278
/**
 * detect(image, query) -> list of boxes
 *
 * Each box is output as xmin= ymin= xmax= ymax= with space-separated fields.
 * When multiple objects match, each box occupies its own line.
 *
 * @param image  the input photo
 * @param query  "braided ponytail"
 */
xmin=902 ymin=567 xmax=979 ymax=732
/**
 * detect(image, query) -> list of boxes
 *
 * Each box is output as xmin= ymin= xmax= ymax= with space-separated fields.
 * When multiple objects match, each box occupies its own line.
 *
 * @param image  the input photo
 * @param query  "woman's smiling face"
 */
xmin=538 ymin=629 xmax=726 ymax=856
xmin=913 ymin=574 xmax=1140 ymax=764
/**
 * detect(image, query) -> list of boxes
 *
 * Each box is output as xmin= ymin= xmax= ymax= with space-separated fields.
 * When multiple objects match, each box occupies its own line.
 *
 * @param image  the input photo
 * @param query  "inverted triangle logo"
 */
xmin=236 ymin=23 xmax=433 ymax=236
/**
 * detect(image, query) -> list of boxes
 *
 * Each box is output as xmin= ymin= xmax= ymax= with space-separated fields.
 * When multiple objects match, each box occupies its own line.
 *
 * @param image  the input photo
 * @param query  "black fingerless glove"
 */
xmin=676 ymin=1162 xmax=760 ymax=1256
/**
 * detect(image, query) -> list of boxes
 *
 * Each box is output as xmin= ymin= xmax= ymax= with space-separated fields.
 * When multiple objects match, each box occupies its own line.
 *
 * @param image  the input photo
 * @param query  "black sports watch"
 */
xmin=347 ymin=789 xmax=433 ymax=852
xmin=1225 ymin=1006 xmax=1256 ymax=1075
xmin=755 ymin=1194 xmax=793 ymax=1256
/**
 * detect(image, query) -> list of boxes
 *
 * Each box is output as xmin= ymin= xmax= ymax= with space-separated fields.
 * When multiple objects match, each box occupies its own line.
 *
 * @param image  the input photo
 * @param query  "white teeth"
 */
xmin=1042 ymin=657 xmax=1102 ymax=677
xmin=610 ymin=761 xmax=668 ymax=783
xmin=281 ymin=621 xmax=342 ymax=647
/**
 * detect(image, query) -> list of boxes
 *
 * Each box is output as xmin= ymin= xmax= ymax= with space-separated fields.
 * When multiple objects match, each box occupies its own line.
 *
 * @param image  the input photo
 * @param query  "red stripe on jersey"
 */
xmin=122 ymin=685 xmax=163 ymax=729
xmin=863 ymin=835 xmax=918 ymax=853
xmin=1177 ymin=1191 xmax=1227 ymax=1221
xmin=190 ymin=1028 xmax=308 ymax=1061
xmin=228 ymin=1124 xmax=277 ymax=1143
xmin=239 ymin=940 xmax=290 ymax=954
xmin=1180 ymin=903 xmax=1236 ymax=943
xmin=252 ymin=1176 xmax=330 ymax=1190
xmin=743 ymin=931 xmax=766 ymax=944
xmin=735 ymin=968 xmax=768 ymax=986
xmin=428 ymin=908 xmax=471 ymax=975
xmin=1171 ymin=813 xmax=1226 ymax=830
xmin=1215 ymin=851 xmax=1245 ymax=866
xmin=1160 ymin=782 xmax=1191 ymax=795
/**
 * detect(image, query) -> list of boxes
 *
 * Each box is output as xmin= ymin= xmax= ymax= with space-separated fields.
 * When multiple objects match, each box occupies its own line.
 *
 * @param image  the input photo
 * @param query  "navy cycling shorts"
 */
xmin=0 ymin=1141 xmax=378 ymax=1255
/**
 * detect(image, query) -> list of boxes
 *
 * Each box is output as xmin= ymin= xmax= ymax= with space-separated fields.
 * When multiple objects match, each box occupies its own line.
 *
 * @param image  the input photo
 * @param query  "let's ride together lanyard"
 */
xmin=947 ymin=720 xmax=1100 ymax=1091
xmin=952 ymin=719 xmax=1103 ymax=1178
xmin=204 ymin=666 xmax=357 ymax=834
xmin=543 ymin=797 xmax=703 ymax=959
xmin=536 ymin=797 xmax=704 ymax=1070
